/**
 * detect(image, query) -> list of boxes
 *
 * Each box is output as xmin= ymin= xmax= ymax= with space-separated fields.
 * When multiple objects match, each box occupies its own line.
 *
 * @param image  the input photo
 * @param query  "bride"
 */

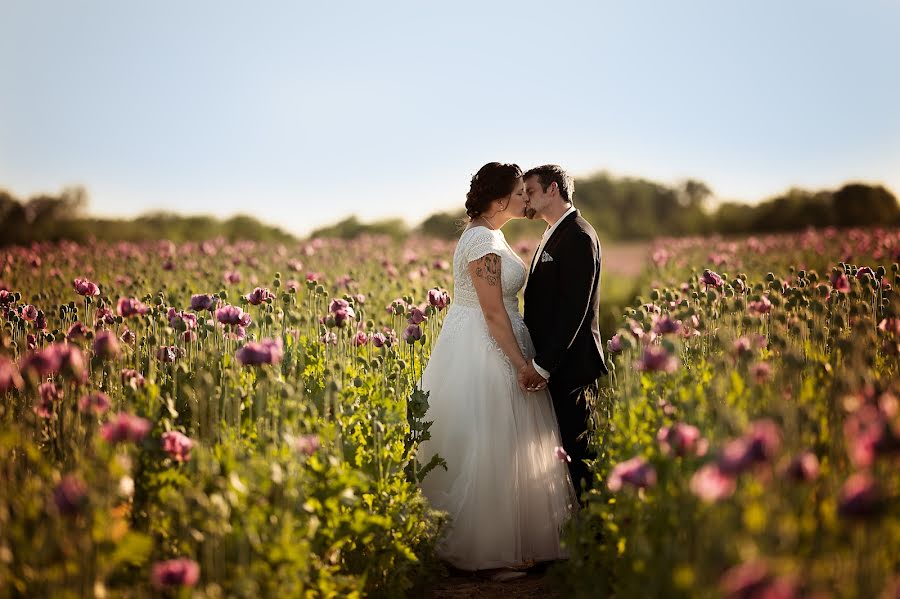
xmin=416 ymin=162 xmax=578 ymax=578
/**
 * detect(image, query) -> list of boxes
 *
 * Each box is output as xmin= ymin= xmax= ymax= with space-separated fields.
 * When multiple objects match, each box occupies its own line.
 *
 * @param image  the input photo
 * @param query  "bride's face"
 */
xmin=496 ymin=178 xmax=527 ymax=218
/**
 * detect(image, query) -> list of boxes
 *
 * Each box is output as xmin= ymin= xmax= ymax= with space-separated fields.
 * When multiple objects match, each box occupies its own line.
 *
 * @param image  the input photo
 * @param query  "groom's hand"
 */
xmin=518 ymin=363 xmax=547 ymax=393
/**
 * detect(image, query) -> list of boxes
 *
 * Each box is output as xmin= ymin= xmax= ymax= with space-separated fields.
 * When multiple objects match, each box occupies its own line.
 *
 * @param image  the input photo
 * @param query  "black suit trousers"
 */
xmin=548 ymin=377 xmax=597 ymax=501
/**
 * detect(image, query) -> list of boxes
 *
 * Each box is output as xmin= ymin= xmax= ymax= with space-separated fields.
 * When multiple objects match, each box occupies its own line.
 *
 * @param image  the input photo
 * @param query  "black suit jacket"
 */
xmin=523 ymin=209 xmax=609 ymax=388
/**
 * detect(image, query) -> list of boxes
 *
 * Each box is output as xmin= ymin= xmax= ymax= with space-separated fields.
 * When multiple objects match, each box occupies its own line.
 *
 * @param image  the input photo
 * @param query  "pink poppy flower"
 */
xmin=657 ymin=423 xmax=707 ymax=457
xmin=783 ymin=450 xmax=819 ymax=482
xmin=0 ymin=357 xmax=24 ymax=392
xmin=73 ymin=277 xmax=100 ymax=296
xmin=21 ymin=304 xmax=38 ymax=321
xmin=121 ymin=369 xmax=145 ymax=388
xmin=690 ymin=463 xmax=736 ymax=502
xmin=215 ymin=305 xmax=252 ymax=327
xmin=293 ymin=434 xmax=320 ymax=456
xmin=245 ymin=287 xmax=274 ymax=306
xmin=402 ymin=324 xmax=423 ymax=344
xmin=161 ymin=430 xmax=194 ymax=462
xmin=235 ymin=338 xmax=283 ymax=366
xmin=92 ymin=330 xmax=121 ymax=360
xmin=53 ymin=474 xmax=89 ymax=517
xmin=634 ymin=346 xmax=678 ymax=374
xmin=116 ymin=297 xmax=149 ymax=318
xmin=78 ymin=392 xmax=111 ymax=415
xmin=838 ymin=472 xmax=883 ymax=519
xmin=101 ymin=413 xmax=152 ymax=444
xmin=151 ymin=558 xmax=200 ymax=591
xmin=607 ymin=456 xmax=657 ymax=492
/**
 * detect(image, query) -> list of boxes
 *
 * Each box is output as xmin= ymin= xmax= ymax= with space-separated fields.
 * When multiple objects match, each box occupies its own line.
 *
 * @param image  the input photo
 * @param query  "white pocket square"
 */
xmin=540 ymin=251 xmax=554 ymax=263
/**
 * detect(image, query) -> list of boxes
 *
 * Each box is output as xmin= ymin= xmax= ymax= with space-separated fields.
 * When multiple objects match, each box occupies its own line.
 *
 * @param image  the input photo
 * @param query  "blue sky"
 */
xmin=1 ymin=0 xmax=898 ymax=236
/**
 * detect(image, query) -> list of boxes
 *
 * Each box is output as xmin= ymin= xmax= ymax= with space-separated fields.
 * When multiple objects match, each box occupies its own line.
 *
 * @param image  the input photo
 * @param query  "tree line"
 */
xmin=415 ymin=174 xmax=899 ymax=242
xmin=0 ymin=186 xmax=294 ymax=245
xmin=2 ymin=173 xmax=896 ymax=246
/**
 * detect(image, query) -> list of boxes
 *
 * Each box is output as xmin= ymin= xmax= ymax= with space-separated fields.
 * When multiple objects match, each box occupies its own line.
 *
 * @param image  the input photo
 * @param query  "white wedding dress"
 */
xmin=416 ymin=225 xmax=579 ymax=571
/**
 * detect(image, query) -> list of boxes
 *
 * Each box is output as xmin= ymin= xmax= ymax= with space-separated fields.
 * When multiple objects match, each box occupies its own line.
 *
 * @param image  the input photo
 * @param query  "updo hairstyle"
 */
xmin=465 ymin=162 xmax=523 ymax=219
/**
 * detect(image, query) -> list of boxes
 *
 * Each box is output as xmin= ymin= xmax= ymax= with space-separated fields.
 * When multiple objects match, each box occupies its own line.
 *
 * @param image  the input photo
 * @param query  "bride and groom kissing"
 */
xmin=416 ymin=162 xmax=609 ymax=580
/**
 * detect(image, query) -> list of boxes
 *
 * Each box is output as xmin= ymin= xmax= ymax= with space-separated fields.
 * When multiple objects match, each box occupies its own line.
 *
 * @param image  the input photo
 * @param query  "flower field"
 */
xmin=1 ymin=236 xmax=462 ymax=598
xmin=1 ymin=227 xmax=898 ymax=598
xmin=558 ymin=227 xmax=900 ymax=599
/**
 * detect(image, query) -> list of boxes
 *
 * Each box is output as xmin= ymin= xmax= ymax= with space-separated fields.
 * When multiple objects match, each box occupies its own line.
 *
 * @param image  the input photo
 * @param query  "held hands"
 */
xmin=518 ymin=362 xmax=547 ymax=393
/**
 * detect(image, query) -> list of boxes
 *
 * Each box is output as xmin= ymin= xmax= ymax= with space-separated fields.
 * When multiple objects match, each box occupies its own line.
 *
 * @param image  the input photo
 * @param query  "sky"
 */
xmin=1 ymin=0 xmax=899 ymax=237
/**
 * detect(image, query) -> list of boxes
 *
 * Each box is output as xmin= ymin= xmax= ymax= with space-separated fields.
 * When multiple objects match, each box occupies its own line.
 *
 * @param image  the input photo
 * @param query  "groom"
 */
xmin=518 ymin=164 xmax=609 ymax=501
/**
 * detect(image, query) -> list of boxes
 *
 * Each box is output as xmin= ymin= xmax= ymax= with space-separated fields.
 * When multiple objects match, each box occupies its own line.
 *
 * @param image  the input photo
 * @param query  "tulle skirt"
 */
xmin=416 ymin=303 xmax=579 ymax=570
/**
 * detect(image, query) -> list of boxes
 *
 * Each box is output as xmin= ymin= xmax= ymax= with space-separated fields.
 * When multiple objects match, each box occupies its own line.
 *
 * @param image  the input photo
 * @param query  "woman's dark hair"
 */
xmin=465 ymin=162 xmax=523 ymax=219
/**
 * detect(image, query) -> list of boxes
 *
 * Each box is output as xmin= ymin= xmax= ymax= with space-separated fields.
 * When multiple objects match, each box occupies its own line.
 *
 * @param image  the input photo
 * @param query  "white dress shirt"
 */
xmin=528 ymin=204 xmax=577 ymax=381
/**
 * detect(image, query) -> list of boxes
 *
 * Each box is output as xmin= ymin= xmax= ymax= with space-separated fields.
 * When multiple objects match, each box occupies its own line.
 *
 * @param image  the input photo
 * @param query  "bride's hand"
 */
xmin=518 ymin=363 xmax=547 ymax=392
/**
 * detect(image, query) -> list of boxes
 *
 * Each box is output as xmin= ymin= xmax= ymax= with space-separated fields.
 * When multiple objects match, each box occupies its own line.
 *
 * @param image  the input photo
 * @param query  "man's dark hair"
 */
xmin=524 ymin=164 xmax=574 ymax=204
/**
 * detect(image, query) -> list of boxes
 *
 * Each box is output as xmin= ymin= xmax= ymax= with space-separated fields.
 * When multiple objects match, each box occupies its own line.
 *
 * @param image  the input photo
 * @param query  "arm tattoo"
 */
xmin=474 ymin=254 xmax=501 ymax=286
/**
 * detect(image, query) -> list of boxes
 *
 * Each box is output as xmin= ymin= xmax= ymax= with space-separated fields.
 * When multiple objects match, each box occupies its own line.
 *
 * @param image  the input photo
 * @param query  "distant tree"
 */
xmin=310 ymin=216 xmax=408 ymax=240
xmin=420 ymin=211 xmax=465 ymax=239
xmin=832 ymin=183 xmax=899 ymax=226
xmin=0 ymin=186 xmax=295 ymax=245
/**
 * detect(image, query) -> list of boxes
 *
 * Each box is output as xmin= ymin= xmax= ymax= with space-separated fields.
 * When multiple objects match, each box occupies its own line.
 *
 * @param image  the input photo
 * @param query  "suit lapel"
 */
xmin=533 ymin=209 xmax=579 ymax=273
xmin=525 ymin=209 xmax=579 ymax=295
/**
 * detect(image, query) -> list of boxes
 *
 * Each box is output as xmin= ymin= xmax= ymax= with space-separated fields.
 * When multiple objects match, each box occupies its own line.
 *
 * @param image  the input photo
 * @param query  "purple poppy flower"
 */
xmin=121 ymin=368 xmax=145 ymax=388
xmin=554 ymin=446 xmax=571 ymax=462
xmin=190 ymin=294 xmax=218 ymax=312
xmin=719 ymin=562 xmax=798 ymax=599
xmin=101 ymin=413 xmax=152 ymax=444
xmin=161 ymin=431 xmax=194 ymax=462
xmin=652 ymin=315 xmax=682 ymax=336
xmin=333 ymin=307 xmax=355 ymax=328
xmin=0 ymin=357 xmax=24 ymax=392
xmin=66 ymin=321 xmax=89 ymax=341
xmin=408 ymin=307 xmax=428 ymax=325
xmin=73 ymin=277 xmax=100 ymax=296
xmin=19 ymin=346 xmax=62 ymax=378
xmin=329 ymin=298 xmax=350 ymax=313
xmin=53 ymin=474 xmax=89 ymax=517
xmin=701 ymin=269 xmax=724 ymax=288
xmin=783 ymin=450 xmax=819 ymax=482
xmin=293 ymin=433 xmax=321 ymax=456
xmin=427 ymin=288 xmax=450 ymax=310
xmin=657 ymin=423 xmax=707 ymax=457
xmin=116 ymin=297 xmax=149 ymax=318
xmin=402 ymin=324 xmax=423 ymax=344
xmin=215 ymin=305 xmax=252 ymax=327
xmin=92 ymin=330 xmax=121 ymax=360
xmin=831 ymin=272 xmax=851 ymax=293
xmin=235 ymin=338 xmax=283 ymax=366
xmin=634 ymin=346 xmax=678 ymax=373
xmin=607 ymin=334 xmax=624 ymax=353
xmin=151 ymin=558 xmax=200 ymax=591
xmin=750 ymin=362 xmax=773 ymax=384
xmin=748 ymin=296 xmax=773 ymax=315
xmin=78 ymin=392 xmax=111 ymax=415
xmin=837 ymin=473 xmax=883 ymax=519
xmin=607 ymin=456 xmax=657 ymax=491
xmin=245 ymin=287 xmax=274 ymax=306
xmin=717 ymin=419 xmax=782 ymax=475
xmin=690 ymin=463 xmax=736 ymax=502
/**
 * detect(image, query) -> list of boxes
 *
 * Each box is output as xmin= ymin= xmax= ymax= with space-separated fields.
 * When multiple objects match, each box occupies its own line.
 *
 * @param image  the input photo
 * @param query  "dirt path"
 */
xmin=417 ymin=563 xmax=564 ymax=599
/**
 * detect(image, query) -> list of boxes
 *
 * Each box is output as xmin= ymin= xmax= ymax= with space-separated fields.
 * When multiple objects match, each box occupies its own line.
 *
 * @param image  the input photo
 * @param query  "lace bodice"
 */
xmin=452 ymin=226 xmax=527 ymax=312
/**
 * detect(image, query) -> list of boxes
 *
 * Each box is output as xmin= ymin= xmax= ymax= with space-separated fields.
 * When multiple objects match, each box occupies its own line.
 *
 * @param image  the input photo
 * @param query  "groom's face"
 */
xmin=524 ymin=175 xmax=551 ymax=219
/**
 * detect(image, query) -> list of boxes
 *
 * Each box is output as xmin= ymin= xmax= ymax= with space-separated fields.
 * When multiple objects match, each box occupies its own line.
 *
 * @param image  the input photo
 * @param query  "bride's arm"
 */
xmin=468 ymin=253 xmax=529 ymax=372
